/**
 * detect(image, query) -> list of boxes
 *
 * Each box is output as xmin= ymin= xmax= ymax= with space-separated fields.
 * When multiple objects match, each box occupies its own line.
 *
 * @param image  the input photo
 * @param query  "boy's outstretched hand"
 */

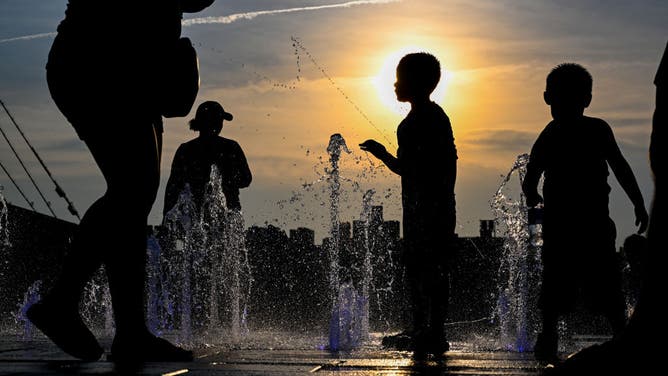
xmin=635 ymin=205 xmax=649 ymax=234
xmin=360 ymin=139 xmax=387 ymax=159
xmin=525 ymin=193 xmax=544 ymax=209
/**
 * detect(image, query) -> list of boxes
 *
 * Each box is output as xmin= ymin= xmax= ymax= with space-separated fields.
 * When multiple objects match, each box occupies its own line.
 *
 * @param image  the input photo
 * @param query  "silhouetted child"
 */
xmin=361 ymin=52 xmax=457 ymax=357
xmin=542 ymin=41 xmax=667 ymax=376
xmin=522 ymin=63 xmax=649 ymax=363
xmin=163 ymin=100 xmax=252 ymax=217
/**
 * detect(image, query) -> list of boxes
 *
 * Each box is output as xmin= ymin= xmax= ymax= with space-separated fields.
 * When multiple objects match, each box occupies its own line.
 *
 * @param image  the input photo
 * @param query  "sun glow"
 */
xmin=372 ymin=45 xmax=451 ymax=115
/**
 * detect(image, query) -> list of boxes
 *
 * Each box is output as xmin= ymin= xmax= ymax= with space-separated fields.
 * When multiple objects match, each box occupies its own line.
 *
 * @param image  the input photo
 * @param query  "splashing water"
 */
xmin=200 ymin=166 xmax=253 ymax=339
xmin=0 ymin=189 xmax=10 ymax=321
xmin=162 ymin=166 xmax=253 ymax=346
xmin=80 ymin=268 xmax=114 ymax=337
xmin=326 ymin=133 xmax=351 ymax=307
xmin=326 ymin=134 xmax=376 ymax=351
xmin=491 ymin=154 xmax=542 ymax=352
xmin=15 ymin=280 xmax=40 ymax=341
xmin=329 ymin=282 xmax=366 ymax=351
xmin=164 ymin=184 xmax=198 ymax=343
xmin=147 ymin=234 xmax=172 ymax=337
xmin=326 ymin=134 xmax=350 ymax=350
xmin=0 ymin=188 xmax=9 ymax=250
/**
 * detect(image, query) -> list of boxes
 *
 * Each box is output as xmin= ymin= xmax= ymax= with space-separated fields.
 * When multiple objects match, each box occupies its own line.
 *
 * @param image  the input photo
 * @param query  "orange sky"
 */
xmin=1 ymin=0 xmax=666 ymax=241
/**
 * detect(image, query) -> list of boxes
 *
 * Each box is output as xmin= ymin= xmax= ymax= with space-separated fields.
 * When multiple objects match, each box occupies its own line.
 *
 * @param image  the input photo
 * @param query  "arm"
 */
xmin=359 ymin=140 xmax=401 ymax=175
xmin=233 ymin=143 xmax=252 ymax=189
xmin=522 ymin=163 xmax=543 ymax=208
xmin=605 ymin=125 xmax=649 ymax=233
xmin=163 ymin=147 xmax=187 ymax=218
xmin=522 ymin=134 xmax=545 ymax=208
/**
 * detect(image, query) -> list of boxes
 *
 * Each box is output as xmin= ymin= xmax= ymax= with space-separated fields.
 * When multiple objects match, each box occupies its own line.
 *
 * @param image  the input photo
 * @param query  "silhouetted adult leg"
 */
xmin=83 ymin=118 xmax=160 ymax=340
xmin=30 ymin=116 xmax=163 ymax=360
xmin=81 ymin=118 xmax=190 ymax=363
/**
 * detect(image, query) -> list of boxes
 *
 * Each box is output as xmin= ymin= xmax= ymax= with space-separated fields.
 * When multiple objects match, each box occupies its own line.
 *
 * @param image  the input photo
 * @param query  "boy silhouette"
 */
xmin=360 ymin=52 xmax=457 ymax=357
xmin=522 ymin=63 xmax=649 ymax=363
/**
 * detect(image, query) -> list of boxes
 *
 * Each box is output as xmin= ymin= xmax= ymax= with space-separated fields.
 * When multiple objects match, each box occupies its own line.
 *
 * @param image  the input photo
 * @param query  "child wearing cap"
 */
xmin=164 ymin=100 xmax=252 ymax=215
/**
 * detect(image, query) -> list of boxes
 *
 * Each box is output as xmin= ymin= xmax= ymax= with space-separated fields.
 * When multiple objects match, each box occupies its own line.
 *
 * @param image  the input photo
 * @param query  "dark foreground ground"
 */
xmin=0 ymin=332 xmax=608 ymax=375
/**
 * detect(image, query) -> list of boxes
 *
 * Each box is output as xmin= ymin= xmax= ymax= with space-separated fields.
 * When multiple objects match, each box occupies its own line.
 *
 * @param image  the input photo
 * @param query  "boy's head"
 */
xmin=395 ymin=52 xmax=441 ymax=102
xmin=544 ymin=63 xmax=593 ymax=120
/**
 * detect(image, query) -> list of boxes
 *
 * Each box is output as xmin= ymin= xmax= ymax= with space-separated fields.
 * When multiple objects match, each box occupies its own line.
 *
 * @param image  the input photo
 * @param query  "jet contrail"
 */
xmin=0 ymin=32 xmax=57 ymax=44
xmin=0 ymin=0 xmax=400 ymax=44
xmin=182 ymin=0 xmax=400 ymax=26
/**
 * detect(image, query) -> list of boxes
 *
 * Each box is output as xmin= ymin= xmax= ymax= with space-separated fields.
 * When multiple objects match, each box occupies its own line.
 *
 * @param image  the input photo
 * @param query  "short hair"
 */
xmin=546 ymin=63 xmax=593 ymax=96
xmin=397 ymin=52 xmax=441 ymax=94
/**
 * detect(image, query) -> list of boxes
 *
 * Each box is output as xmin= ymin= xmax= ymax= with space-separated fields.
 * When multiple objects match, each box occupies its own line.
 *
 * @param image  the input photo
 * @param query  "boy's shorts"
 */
xmin=539 ymin=217 xmax=625 ymax=316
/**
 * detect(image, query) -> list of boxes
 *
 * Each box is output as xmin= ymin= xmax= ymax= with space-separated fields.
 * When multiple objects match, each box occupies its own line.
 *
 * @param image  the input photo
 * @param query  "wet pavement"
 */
xmin=0 ymin=334 xmax=553 ymax=375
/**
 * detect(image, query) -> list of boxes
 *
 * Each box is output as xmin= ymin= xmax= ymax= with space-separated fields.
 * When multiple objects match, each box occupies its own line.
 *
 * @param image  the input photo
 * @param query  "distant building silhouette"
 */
xmin=238 ymin=205 xmax=505 ymax=333
xmin=289 ymin=227 xmax=315 ymax=248
xmin=339 ymin=222 xmax=352 ymax=240
xmin=480 ymin=219 xmax=496 ymax=238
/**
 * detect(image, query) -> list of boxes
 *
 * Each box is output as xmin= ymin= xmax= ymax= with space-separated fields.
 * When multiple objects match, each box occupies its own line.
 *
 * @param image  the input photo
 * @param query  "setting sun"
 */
xmin=372 ymin=46 xmax=451 ymax=115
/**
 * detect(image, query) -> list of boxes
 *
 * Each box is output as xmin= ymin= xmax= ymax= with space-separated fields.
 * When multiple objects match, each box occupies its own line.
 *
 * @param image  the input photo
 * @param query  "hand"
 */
xmin=635 ymin=204 xmax=649 ymax=234
xmin=525 ymin=193 xmax=544 ymax=209
xmin=359 ymin=139 xmax=387 ymax=159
